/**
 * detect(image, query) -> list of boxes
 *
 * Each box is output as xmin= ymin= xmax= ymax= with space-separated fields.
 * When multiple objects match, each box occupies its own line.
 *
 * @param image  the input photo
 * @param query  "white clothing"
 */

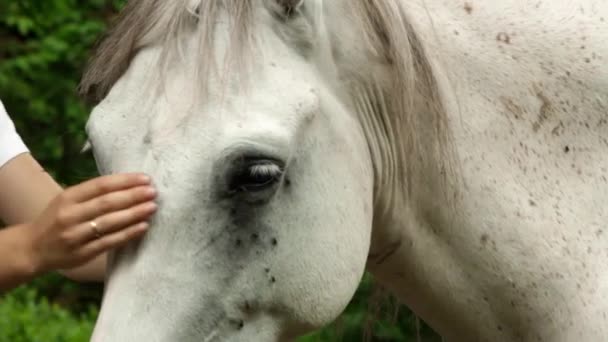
xmin=0 ymin=100 xmax=29 ymax=169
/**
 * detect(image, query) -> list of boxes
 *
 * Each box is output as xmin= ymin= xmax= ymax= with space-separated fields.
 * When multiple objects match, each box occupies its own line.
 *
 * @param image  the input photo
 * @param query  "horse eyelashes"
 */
xmin=227 ymin=158 xmax=285 ymax=195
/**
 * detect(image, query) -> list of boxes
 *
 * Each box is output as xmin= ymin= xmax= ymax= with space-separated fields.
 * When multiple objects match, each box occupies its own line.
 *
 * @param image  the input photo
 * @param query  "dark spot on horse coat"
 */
xmin=500 ymin=96 xmax=524 ymax=120
xmin=271 ymin=238 xmax=278 ymax=246
xmin=497 ymin=32 xmax=511 ymax=44
xmin=464 ymin=2 xmax=473 ymax=14
xmin=228 ymin=204 xmax=259 ymax=227
xmin=552 ymin=121 xmax=565 ymax=136
xmin=532 ymin=86 xmax=554 ymax=132
xmin=229 ymin=319 xmax=245 ymax=330
xmin=564 ymin=145 xmax=570 ymax=153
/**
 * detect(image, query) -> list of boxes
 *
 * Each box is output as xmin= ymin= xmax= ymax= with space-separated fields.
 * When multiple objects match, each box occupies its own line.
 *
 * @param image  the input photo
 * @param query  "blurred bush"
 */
xmin=0 ymin=0 xmax=120 ymax=181
xmin=0 ymin=286 xmax=97 ymax=342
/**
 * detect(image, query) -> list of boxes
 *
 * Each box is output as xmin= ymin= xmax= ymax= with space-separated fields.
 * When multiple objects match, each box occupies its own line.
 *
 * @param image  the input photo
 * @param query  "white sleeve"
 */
xmin=0 ymin=100 xmax=29 ymax=169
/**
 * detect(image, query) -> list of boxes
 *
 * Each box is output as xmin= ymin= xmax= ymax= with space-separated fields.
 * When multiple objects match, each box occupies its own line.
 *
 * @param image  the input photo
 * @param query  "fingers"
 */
xmin=64 ymin=173 xmax=152 ymax=203
xmin=74 ymin=185 xmax=157 ymax=222
xmin=73 ymin=201 xmax=157 ymax=245
xmin=78 ymin=222 xmax=149 ymax=259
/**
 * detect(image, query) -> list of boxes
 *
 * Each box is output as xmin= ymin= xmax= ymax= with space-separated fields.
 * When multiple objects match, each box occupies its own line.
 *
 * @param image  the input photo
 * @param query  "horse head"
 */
xmin=84 ymin=1 xmax=431 ymax=340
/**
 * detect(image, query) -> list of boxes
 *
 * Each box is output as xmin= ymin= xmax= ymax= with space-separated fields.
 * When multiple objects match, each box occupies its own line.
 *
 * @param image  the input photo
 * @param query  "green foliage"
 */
xmin=0 ymin=0 xmax=123 ymax=183
xmin=0 ymin=1 xmax=440 ymax=341
xmin=0 ymin=286 xmax=97 ymax=342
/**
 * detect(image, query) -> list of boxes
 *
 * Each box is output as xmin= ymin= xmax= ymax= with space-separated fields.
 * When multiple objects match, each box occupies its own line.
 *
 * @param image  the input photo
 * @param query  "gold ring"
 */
xmin=90 ymin=220 xmax=102 ymax=239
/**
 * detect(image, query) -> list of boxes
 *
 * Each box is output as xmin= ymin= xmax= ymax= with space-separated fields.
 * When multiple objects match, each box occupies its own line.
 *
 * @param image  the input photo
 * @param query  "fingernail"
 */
xmin=144 ymin=186 xmax=157 ymax=196
xmin=146 ymin=203 xmax=158 ymax=211
xmin=139 ymin=174 xmax=152 ymax=183
xmin=136 ymin=222 xmax=149 ymax=231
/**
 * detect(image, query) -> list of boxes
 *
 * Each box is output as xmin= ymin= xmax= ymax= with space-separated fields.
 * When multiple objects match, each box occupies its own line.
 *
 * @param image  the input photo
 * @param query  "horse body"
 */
xmin=367 ymin=1 xmax=608 ymax=341
xmin=84 ymin=1 xmax=608 ymax=341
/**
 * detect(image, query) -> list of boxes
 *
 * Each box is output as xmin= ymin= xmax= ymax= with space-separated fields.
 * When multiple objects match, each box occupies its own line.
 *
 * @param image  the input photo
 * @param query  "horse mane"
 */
xmin=79 ymin=0 xmax=159 ymax=103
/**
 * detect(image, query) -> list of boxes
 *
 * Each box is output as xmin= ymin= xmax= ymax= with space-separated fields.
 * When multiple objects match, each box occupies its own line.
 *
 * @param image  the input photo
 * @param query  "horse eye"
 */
xmin=228 ymin=159 xmax=284 ymax=193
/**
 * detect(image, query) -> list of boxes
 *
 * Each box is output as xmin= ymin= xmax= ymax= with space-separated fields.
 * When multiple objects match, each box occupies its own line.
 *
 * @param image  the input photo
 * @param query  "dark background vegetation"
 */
xmin=0 ymin=1 xmax=440 ymax=341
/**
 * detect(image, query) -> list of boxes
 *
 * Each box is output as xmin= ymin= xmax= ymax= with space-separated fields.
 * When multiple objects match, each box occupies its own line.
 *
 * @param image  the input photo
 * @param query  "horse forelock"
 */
xmin=80 ymin=1 xmax=397 ymax=104
xmin=79 ymin=0 xmax=254 ymax=104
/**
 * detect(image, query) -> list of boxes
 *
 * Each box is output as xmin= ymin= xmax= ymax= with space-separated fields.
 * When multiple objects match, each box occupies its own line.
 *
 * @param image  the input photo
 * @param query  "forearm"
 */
xmin=59 ymin=253 xmax=107 ymax=282
xmin=0 ymin=224 xmax=38 ymax=292
xmin=0 ymin=153 xmax=61 ymax=225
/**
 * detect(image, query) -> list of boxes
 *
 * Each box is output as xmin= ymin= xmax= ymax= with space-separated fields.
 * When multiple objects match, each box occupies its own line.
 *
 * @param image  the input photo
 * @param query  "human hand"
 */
xmin=21 ymin=173 xmax=157 ymax=275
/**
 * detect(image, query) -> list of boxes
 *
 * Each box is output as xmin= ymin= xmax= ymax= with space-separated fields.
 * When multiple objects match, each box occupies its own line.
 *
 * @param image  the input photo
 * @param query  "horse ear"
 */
xmin=276 ymin=0 xmax=304 ymax=16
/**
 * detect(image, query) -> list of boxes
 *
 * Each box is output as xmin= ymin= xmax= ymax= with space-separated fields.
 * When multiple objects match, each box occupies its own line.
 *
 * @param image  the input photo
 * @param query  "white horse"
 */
xmin=82 ymin=0 xmax=608 ymax=341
